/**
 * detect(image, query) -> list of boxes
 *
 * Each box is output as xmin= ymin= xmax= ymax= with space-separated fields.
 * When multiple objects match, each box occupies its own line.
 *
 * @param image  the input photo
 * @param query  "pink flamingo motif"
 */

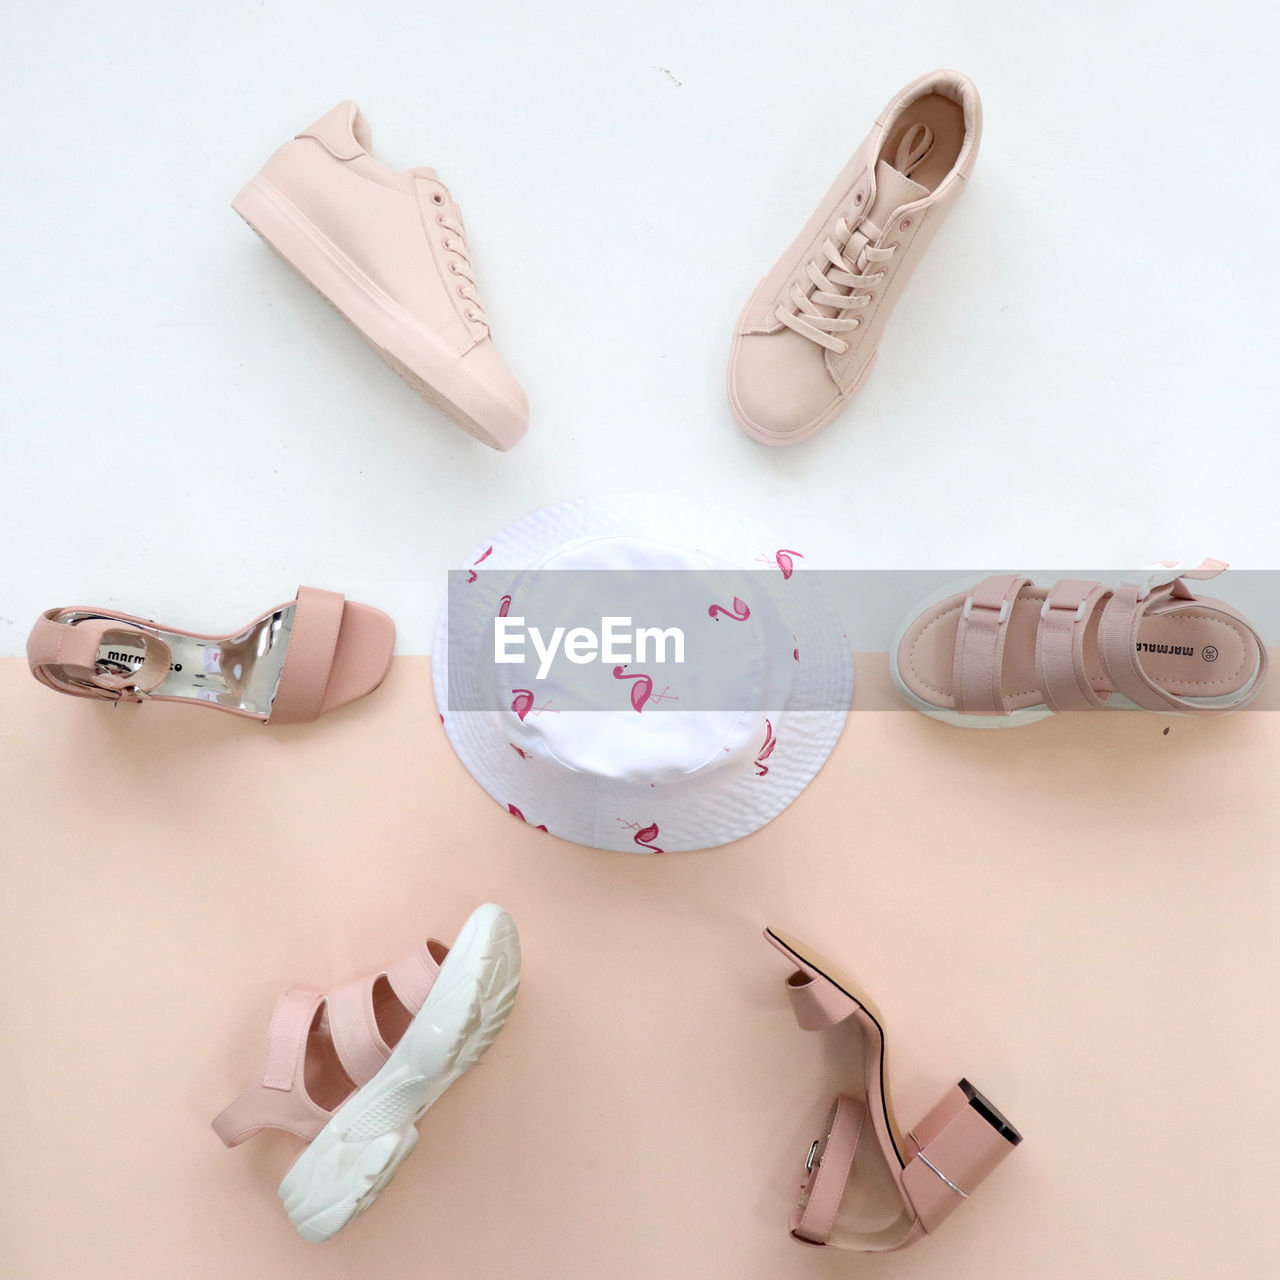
xmin=612 ymin=665 xmax=653 ymax=713
xmin=648 ymin=685 xmax=679 ymax=706
xmin=754 ymin=719 xmax=777 ymax=776
xmin=792 ymin=636 xmax=800 ymax=662
xmin=511 ymin=689 xmax=534 ymax=721
xmin=465 ymin=545 xmax=494 ymax=584
xmin=775 ymin=549 xmax=804 ymax=580
xmin=510 ymin=743 xmax=530 ymax=759
xmin=633 ymin=822 xmax=663 ymax=853
xmin=508 ymin=803 xmax=547 ymax=832
xmin=497 ymin=594 xmax=512 ymax=617
xmin=708 ymin=597 xmax=751 ymax=622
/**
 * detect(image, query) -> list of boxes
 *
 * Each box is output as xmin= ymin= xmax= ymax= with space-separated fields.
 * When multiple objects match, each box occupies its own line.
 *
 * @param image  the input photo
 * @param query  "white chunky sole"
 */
xmin=277 ymin=903 xmax=521 ymax=1242
xmin=232 ymin=176 xmax=528 ymax=452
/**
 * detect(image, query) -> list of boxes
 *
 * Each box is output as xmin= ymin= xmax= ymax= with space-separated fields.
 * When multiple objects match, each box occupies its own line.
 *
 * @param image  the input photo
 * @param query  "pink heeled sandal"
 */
xmin=892 ymin=559 xmax=1267 ymax=727
xmin=213 ymin=904 xmax=521 ymax=1242
xmin=26 ymin=585 xmax=394 ymax=723
xmin=765 ymin=928 xmax=1021 ymax=1252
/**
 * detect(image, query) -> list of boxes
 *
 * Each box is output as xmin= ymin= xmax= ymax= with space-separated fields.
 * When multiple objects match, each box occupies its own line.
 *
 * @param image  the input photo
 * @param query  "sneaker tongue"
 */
xmin=865 ymin=159 xmax=927 ymax=232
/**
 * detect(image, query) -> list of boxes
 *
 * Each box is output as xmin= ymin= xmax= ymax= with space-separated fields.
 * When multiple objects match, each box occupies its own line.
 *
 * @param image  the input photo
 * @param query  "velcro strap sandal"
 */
xmin=26 ymin=585 xmax=394 ymax=723
xmin=213 ymin=903 xmax=521 ymax=1242
xmin=765 ymin=928 xmax=1022 ymax=1252
xmin=891 ymin=560 xmax=1268 ymax=727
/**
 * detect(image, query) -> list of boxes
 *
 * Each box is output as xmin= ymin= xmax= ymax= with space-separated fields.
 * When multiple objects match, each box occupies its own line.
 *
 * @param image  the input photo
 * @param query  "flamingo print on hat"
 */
xmin=508 ymin=803 xmax=548 ymax=832
xmin=754 ymin=719 xmax=777 ymax=776
xmin=775 ymin=550 xmax=804 ymax=579
xmin=633 ymin=823 xmax=663 ymax=853
xmin=465 ymin=545 xmax=494 ymax=584
xmin=708 ymin=597 xmax=751 ymax=622
xmin=612 ymin=666 xmax=654 ymax=713
xmin=511 ymin=689 xmax=534 ymax=721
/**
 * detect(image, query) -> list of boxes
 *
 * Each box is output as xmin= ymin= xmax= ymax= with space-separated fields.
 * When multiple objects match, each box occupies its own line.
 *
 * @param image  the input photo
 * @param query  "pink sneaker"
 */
xmin=233 ymin=102 xmax=529 ymax=451
xmin=213 ymin=904 xmax=521 ymax=1242
xmin=729 ymin=71 xmax=981 ymax=445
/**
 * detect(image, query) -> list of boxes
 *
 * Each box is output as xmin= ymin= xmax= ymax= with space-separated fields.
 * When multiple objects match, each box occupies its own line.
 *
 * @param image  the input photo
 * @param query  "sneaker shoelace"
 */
xmin=776 ymin=126 xmax=932 ymax=354
xmin=437 ymin=211 xmax=489 ymax=330
xmin=776 ymin=227 xmax=894 ymax=353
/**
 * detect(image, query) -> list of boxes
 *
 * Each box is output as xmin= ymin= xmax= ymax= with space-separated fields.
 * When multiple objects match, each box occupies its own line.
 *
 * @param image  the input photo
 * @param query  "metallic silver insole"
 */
xmin=62 ymin=605 xmax=297 ymax=715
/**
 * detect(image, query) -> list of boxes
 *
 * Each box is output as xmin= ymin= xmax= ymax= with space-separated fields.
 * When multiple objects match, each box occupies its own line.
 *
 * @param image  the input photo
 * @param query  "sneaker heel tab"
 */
xmin=901 ymin=1081 xmax=1021 ymax=1234
xmin=296 ymin=100 xmax=367 ymax=162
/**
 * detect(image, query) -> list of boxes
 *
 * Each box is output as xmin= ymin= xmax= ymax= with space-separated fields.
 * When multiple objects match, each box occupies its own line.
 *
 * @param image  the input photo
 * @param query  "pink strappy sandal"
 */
xmin=891 ymin=560 xmax=1267 ymax=727
xmin=26 ymin=586 xmax=394 ymax=723
xmin=213 ymin=904 xmax=521 ymax=1242
xmin=765 ymin=928 xmax=1021 ymax=1252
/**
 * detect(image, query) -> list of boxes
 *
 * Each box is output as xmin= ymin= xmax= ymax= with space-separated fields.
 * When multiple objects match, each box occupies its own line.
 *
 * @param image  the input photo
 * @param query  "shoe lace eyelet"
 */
xmin=899 ymin=217 xmax=912 ymax=230
xmin=448 ymin=262 xmax=459 ymax=273
xmin=854 ymin=192 xmax=863 ymax=205
xmin=431 ymin=191 xmax=446 ymax=206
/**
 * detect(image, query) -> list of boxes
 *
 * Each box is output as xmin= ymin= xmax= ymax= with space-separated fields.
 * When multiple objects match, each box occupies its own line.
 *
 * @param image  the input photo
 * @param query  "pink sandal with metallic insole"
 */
xmin=765 ymin=928 xmax=1022 ymax=1252
xmin=26 ymin=585 xmax=393 ymax=723
xmin=892 ymin=559 xmax=1267 ymax=727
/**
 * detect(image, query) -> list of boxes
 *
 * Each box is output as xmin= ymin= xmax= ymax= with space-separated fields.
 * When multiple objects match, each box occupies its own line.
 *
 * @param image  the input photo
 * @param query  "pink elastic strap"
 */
xmin=386 ymin=940 xmax=444 ymax=1013
xmin=791 ymin=1096 xmax=867 ymax=1245
xmin=1034 ymin=580 xmax=1110 ymax=712
xmin=325 ymin=976 xmax=392 ymax=1088
xmin=1097 ymin=585 xmax=1190 ymax=713
xmin=267 ymin=586 xmax=346 ymax=725
xmin=262 ymin=989 xmax=323 ymax=1090
xmin=211 ymin=990 xmax=331 ymax=1147
xmin=952 ymin=576 xmax=1027 ymax=715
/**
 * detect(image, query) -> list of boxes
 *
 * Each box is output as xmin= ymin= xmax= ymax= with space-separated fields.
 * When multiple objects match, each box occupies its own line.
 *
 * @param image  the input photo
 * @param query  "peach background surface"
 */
xmin=3 ymin=656 xmax=1279 ymax=1279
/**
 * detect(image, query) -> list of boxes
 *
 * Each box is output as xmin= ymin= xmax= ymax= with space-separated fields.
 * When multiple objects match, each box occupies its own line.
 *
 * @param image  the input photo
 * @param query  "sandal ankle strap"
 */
xmin=27 ymin=610 xmax=171 ymax=702
xmin=212 ymin=990 xmax=332 ymax=1146
xmin=791 ymin=1096 xmax=867 ymax=1245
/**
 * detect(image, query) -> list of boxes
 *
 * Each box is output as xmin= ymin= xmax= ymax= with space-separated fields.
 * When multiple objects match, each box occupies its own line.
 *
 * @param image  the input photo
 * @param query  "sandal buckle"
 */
xmin=1040 ymin=597 xmax=1088 ymax=622
xmin=961 ymin=596 xmax=1010 ymax=624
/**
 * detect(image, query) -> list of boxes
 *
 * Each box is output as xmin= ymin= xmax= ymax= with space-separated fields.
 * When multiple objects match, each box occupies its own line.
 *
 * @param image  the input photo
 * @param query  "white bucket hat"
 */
xmin=433 ymin=495 xmax=854 ymax=853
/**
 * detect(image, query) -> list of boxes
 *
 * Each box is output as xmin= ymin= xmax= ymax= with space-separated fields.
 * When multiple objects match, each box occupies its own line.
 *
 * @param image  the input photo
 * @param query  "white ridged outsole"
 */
xmin=277 ymin=904 xmax=521 ymax=1243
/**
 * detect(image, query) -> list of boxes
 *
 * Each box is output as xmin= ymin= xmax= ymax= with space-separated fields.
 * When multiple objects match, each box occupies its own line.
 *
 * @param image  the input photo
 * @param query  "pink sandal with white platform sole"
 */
xmin=765 ymin=928 xmax=1021 ymax=1252
xmin=26 ymin=586 xmax=393 ymax=723
xmin=891 ymin=559 xmax=1267 ymax=727
xmin=213 ymin=904 xmax=521 ymax=1242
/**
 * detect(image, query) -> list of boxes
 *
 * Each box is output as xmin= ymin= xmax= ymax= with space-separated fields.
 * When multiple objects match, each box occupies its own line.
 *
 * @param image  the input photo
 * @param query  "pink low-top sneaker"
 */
xmin=234 ymin=101 xmax=529 ymax=450
xmin=214 ymin=904 xmax=521 ymax=1242
xmin=729 ymin=71 xmax=981 ymax=445
xmin=891 ymin=561 xmax=1269 ymax=727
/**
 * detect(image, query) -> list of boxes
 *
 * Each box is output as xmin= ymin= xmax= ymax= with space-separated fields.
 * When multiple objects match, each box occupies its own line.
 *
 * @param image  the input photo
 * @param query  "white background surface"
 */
xmin=2 ymin=1 xmax=1276 ymax=652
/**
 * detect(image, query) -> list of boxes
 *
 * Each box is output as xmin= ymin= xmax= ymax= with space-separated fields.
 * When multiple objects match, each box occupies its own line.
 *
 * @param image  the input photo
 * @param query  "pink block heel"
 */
xmin=765 ymin=928 xmax=1022 ymax=1252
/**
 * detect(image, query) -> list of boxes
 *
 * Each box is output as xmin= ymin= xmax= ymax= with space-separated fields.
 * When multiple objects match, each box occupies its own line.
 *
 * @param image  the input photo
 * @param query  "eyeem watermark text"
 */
xmin=494 ymin=616 xmax=686 ymax=680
